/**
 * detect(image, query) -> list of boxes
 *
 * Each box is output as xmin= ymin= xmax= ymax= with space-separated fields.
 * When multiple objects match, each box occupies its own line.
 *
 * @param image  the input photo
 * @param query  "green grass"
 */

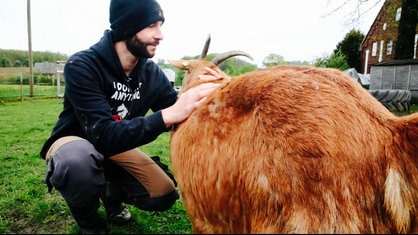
xmin=0 ymin=84 xmax=60 ymax=101
xmin=1 ymin=98 xmax=417 ymax=234
xmin=0 ymin=98 xmax=191 ymax=234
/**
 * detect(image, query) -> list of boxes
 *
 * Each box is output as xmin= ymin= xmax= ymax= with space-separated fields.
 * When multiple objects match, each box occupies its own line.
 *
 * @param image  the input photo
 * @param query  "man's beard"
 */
xmin=126 ymin=35 xmax=153 ymax=58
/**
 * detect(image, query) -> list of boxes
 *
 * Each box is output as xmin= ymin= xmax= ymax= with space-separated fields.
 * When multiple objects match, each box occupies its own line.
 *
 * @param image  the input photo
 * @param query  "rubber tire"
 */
xmin=368 ymin=89 xmax=411 ymax=112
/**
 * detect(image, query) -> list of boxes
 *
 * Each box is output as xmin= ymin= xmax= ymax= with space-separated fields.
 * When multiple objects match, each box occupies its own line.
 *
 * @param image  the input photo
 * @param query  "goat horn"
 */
xmin=199 ymin=34 xmax=211 ymax=60
xmin=211 ymin=50 xmax=253 ymax=65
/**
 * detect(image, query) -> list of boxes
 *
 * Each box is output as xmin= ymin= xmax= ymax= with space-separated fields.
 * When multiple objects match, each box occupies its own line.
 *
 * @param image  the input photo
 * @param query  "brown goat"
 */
xmin=168 ymin=38 xmax=418 ymax=234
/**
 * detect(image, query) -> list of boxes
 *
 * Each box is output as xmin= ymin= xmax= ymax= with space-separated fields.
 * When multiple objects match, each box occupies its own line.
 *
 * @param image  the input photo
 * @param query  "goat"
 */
xmin=168 ymin=36 xmax=418 ymax=234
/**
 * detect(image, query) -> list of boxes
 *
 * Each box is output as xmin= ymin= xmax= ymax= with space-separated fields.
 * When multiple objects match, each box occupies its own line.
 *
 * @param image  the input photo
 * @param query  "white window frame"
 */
xmin=414 ymin=34 xmax=418 ymax=59
xmin=372 ymin=42 xmax=377 ymax=56
xmin=386 ymin=40 xmax=393 ymax=55
xmin=379 ymin=40 xmax=384 ymax=62
xmin=396 ymin=7 xmax=402 ymax=21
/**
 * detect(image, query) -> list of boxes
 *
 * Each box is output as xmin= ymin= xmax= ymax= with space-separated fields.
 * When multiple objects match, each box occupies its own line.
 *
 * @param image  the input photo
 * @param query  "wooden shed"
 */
xmin=369 ymin=59 xmax=418 ymax=103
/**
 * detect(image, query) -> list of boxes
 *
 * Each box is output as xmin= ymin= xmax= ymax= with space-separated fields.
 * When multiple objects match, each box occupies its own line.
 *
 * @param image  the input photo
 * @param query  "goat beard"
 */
xmin=126 ymin=35 xmax=153 ymax=58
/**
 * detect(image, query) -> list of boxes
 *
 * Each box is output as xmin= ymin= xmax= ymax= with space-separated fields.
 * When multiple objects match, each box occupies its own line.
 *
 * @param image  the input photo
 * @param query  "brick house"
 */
xmin=360 ymin=0 xmax=418 ymax=74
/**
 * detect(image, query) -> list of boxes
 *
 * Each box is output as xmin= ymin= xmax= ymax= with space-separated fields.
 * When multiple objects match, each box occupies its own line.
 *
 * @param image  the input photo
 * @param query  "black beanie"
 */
xmin=109 ymin=0 xmax=165 ymax=41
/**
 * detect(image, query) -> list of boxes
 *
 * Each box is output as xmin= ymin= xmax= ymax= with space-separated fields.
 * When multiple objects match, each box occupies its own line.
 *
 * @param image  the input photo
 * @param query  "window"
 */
xmin=414 ymin=34 xmax=418 ymax=59
xmin=383 ymin=23 xmax=387 ymax=30
xmin=387 ymin=40 xmax=393 ymax=55
xmin=372 ymin=42 xmax=377 ymax=56
xmin=396 ymin=7 xmax=402 ymax=21
xmin=379 ymin=40 xmax=384 ymax=62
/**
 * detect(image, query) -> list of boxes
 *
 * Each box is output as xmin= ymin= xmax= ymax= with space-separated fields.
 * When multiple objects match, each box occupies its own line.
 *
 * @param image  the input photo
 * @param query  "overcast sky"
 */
xmin=0 ymin=0 xmax=384 ymax=66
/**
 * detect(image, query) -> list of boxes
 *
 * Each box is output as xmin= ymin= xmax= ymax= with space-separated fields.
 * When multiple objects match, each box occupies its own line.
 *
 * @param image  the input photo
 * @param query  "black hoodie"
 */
xmin=40 ymin=30 xmax=177 ymax=158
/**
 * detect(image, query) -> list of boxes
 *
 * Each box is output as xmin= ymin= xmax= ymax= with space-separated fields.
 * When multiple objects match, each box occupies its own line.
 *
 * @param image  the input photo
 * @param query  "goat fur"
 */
xmin=168 ymin=63 xmax=418 ymax=234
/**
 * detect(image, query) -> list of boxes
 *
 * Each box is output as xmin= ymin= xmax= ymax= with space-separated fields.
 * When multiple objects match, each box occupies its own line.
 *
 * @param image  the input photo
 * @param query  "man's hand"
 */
xmin=198 ymin=67 xmax=225 ymax=81
xmin=162 ymin=82 xmax=220 ymax=127
xmin=162 ymin=67 xmax=224 ymax=128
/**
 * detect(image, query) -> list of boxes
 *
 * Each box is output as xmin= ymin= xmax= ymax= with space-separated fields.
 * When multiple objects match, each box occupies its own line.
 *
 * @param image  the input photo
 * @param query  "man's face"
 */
xmin=126 ymin=34 xmax=150 ymax=58
xmin=125 ymin=21 xmax=163 ymax=58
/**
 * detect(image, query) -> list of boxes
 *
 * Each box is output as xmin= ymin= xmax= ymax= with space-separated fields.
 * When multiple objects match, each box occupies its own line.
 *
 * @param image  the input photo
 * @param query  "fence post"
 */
xmin=20 ymin=73 xmax=23 ymax=101
xmin=56 ymin=60 xmax=65 ymax=99
xmin=57 ymin=72 xmax=60 ymax=98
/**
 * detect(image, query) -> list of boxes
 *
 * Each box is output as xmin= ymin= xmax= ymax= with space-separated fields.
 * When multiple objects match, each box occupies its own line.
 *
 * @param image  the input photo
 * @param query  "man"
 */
xmin=39 ymin=0 xmax=221 ymax=233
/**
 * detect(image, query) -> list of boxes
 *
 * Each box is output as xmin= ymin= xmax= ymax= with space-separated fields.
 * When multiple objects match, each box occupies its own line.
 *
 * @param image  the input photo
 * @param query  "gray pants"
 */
xmin=45 ymin=136 xmax=179 ymax=212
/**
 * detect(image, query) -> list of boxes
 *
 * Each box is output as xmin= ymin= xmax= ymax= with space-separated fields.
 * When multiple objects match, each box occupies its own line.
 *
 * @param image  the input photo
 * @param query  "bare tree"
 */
xmin=323 ymin=0 xmax=385 ymax=29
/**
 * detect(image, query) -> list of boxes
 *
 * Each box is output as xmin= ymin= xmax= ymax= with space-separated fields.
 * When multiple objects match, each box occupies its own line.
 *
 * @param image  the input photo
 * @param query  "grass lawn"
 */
xmin=0 ymin=98 xmax=191 ymax=234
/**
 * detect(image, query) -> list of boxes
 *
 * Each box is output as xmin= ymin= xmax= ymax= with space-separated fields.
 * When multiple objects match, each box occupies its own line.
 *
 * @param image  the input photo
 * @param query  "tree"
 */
xmin=262 ymin=53 xmax=286 ymax=67
xmin=0 ymin=57 xmax=11 ymax=67
xmin=286 ymin=60 xmax=312 ymax=66
xmin=334 ymin=29 xmax=365 ymax=71
xmin=0 ymin=49 xmax=67 ymax=67
xmin=395 ymin=0 xmax=418 ymax=60
xmin=167 ymin=53 xmax=256 ymax=86
xmin=218 ymin=57 xmax=257 ymax=76
xmin=13 ymin=60 xmax=22 ymax=67
xmin=324 ymin=0 xmax=386 ymax=28
xmin=314 ymin=50 xmax=350 ymax=70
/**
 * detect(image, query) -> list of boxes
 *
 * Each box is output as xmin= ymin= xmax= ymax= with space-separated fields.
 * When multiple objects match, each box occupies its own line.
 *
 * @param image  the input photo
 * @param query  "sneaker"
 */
xmin=68 ymin=203 xmax=108 ymax=234
xmin=106 ymin=203 xmax=132 ymax=225
xmin=80 ymin=226 xmax=108 ymax=234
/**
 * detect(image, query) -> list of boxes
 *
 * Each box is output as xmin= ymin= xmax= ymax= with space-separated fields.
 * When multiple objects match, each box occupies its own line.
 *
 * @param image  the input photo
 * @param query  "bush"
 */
xmin=314 ymin=50 xmax=350 ymax=71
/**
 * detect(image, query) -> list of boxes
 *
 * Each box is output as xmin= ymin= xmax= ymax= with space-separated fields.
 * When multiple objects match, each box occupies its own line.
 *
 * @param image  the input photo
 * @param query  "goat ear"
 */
xmin=167 ymin=60 xmax=189 ymax=70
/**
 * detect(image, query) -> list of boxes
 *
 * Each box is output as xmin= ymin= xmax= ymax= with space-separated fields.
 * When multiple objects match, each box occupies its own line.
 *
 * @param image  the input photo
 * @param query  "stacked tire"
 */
xmin=368 ymin=89 xmax=411 ymax=112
